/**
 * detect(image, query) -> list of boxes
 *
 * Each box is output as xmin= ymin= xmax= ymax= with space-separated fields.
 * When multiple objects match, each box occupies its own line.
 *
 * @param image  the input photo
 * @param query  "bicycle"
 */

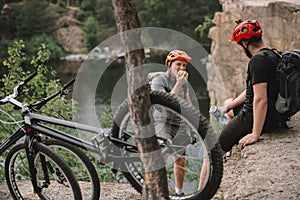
xmin=1 ymin=72 xmax=223 ymax=200
xmin=0 ymin=72 xmax=83 ymax=200
xmin=0 ymin=72 xmax=100 ymax=200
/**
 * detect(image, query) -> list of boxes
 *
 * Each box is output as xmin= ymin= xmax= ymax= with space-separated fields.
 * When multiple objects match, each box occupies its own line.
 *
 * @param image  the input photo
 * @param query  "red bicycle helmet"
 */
xmin=230 ymin=19 xmax=262 ymax=43
xmin=165 ymin=50 xmax=191 ymax=66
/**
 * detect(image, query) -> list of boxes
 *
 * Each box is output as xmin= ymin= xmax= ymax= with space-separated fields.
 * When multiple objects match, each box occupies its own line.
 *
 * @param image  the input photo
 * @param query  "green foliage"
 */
xmin=79 ymin=0 xmax=115 ymax=47
xmin=0 ymin=41 xmax=120 ymax=183
xmin=99 ymin=108 xmax=113 ymax=128
xmin=78 ymin=0 xmax=220 ymax=50
xmin=26 ymin=34 xmax=63 ymax=63
xmin=138 ymin=1 xmax=167 ymax=27
xmin=137 ymin=0 xmax=221 ymax=51
xmin=58 ymin=0 xmax=67 ymax=8
xmin=13 ymin=0 xmax=56 ymax=39
xmin=0 ymin=37 xmax=63 ymax=79
xmin=80 ymin=0 xmax=99 ymax=13
xmin=96 ymin=0 xmax=115 ymax=27
xmin=83 ymin=16 xmax=103 ymax=50
xmin=0 ymin=41 xmax=11 ymax=59
xmin=1 ymin=0 xmax=221 ymax=55
xmin=195 ymin=15 xmax=215 ymax=50
xmin=76 ymin=10 xmax=88 ymax=21
xmin=195 ymin=16 xmax=214 ymax=38
xmin=0 ymin=40 xmax=73 ymax=182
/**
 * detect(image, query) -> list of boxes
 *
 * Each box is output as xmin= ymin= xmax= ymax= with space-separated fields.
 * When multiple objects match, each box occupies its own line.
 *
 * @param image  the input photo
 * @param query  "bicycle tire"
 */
xmin=5 ymin=142 xmax=82 ymax=200
xmin=43 ymin=139 xmax=100 ymax=200
xmin=111 ymin=90 xmax=223 ymax=200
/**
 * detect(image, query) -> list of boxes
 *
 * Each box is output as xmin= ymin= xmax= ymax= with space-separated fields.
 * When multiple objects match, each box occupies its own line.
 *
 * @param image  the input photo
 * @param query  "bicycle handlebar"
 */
xmin=0 ymin=72 xmax=75 ymax=110
xmin=30 ymin=78 xmax=76 ymax=110
xmin=0 ymin=71 xmax=38 ymax=105
xmin=20 ymin=71 xmax=38 ymax=87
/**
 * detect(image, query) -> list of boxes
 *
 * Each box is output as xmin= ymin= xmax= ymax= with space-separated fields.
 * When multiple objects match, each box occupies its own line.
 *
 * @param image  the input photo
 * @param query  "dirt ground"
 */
xmin=212 ymin=112 xmax=300 ymax=200
xmin=1 ymin=113 xmax=299 ymax=200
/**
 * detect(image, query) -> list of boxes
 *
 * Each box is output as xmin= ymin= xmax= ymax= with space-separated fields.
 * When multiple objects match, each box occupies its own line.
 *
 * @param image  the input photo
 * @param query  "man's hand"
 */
xmin=219 ymin=105 xmax=229 ymax=116
xmin=176 ymin=71 xmax=188 ymax=86
xmin=238 ymin=133 xmax=260 ymax=149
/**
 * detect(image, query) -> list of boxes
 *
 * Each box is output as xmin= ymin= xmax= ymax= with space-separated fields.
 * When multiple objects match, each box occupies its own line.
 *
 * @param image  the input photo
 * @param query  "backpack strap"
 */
xmin=160 ymin=73 xmax=171 ymax=93
xmin=270 ymin=48 xmax=282 ymax=58
xmin=256 ymin=48 xmax=281 ymax=60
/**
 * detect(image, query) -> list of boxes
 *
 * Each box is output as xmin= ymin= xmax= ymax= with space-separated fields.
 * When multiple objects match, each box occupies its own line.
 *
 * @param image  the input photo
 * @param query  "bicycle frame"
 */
xmin=25 ymin=112 xmax=141 ymax=165
xmin=0 ymin=128 xmax=25 ymax=156
xmin=0 ymin=110 xmax=189 ymax=168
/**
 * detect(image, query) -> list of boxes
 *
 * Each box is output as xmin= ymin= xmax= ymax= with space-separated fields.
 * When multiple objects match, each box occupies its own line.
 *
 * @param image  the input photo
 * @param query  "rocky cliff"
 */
xmin=208 ymin=0 xmax=300 ymax=105
xmin=50 ymin=4 xmax=87 ymax=53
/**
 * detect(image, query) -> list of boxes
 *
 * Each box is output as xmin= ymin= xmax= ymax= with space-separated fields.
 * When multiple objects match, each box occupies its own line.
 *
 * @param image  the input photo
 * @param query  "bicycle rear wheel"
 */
xmin=111 ymin=90 xmax=223 ymax=200
xmin=5 ymin=142 xmax=82 ymax=200
xmin=44 ymin=139 xmax=100 ymax=200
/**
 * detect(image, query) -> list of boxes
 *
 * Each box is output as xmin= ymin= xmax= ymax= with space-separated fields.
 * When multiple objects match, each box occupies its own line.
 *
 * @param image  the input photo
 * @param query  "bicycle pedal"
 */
xmin=111 ymin=168 xmax=118 ymax=174
xmin=99 ymin=157 xmax=106 ymax=165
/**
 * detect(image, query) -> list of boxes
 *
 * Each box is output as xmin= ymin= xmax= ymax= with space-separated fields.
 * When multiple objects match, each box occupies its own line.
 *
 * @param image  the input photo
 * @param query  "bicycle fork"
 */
xmin=24 ymin=127 xmax=50 ymax=199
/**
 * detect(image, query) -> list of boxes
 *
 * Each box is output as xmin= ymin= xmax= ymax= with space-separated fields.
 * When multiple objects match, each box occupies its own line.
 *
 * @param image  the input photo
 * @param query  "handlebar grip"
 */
xmin=20 ymin=71 xmax=38 ymax=86
xmin=0 ymin=100 xmax=5 ymax=105
xmin=62 ymin=78 xmax=75 ymax=90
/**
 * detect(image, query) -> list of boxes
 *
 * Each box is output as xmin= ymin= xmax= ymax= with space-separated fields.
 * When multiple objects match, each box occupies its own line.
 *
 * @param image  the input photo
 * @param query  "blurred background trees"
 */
xmin=0 ymin=0 xmax=221 ymax=183
xmin=0 ymin=0 xmax=221 ymax=53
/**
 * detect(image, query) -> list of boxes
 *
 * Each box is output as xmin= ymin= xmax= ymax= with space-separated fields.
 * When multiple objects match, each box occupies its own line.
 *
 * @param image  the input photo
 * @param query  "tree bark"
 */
xmin=112 ymin=0 xmax=169 ymax=199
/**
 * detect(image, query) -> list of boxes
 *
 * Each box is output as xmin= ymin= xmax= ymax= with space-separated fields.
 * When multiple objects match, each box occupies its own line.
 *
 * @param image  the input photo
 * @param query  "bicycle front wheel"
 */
xmin=44 ymin=139 xmax=100 ymax=200
xmin=5 ymin=142 xmax=82 ymax=200
xmin=111 ymin=90 xmax=223 ymax=200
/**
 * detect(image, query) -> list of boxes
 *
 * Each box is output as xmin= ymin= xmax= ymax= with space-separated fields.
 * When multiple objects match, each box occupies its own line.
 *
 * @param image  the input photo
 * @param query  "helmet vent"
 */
xmin=241 ymin=27 xmax=248 ymax=33
xmin=252 ymin=27 xmax=260 ymax=33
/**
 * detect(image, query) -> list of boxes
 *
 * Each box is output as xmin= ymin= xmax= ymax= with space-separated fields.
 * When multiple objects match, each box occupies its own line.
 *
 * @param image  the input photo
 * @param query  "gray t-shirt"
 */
xmin=150 ymin=70 xmax=190 ymax=143
xmin=150 ymin=70 xmax=188 ymax=99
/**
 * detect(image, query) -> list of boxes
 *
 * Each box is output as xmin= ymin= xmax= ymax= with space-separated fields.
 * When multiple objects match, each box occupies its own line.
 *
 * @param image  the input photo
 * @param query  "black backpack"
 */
xmin=274 ymin=49 xmax=300 ymax=121
xmin=254 ymin=49 xmax=300 ymax=124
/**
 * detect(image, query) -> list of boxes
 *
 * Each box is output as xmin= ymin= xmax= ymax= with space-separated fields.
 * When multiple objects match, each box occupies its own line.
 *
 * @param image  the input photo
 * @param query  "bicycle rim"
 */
xmin=44 ymin=139 xmax=100 ymax=200
xmin=5 ymin=142 xmax=82 ymax=200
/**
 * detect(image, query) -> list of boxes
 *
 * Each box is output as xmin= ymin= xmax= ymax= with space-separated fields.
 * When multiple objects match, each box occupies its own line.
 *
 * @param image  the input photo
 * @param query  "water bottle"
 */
xmin=209 ymin=105 xmax=228 ymax=125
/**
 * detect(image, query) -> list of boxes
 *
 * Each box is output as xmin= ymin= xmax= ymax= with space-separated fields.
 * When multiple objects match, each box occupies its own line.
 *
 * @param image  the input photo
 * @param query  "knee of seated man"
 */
xmin=219 ymin=128 xmax=235 ymax=153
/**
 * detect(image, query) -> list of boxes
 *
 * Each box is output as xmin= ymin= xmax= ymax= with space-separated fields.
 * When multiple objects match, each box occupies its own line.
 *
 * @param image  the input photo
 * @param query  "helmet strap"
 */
xmin=238 ymin=41 xmax=252 ymax=58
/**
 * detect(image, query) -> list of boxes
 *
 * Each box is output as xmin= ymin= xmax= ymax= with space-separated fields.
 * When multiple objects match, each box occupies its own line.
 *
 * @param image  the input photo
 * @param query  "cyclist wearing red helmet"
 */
xmin=151 ymin=49 xmax=192 ymax=196
xmin=230 ymin=19 xmax=263 ymax=58
xmin=218 ymin=19 xmax=282 ymax=153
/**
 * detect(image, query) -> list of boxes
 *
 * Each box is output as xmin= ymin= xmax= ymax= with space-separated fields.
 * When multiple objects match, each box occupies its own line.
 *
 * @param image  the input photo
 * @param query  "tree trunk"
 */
xmin=111 ymin=0 xmax=169 ymax=199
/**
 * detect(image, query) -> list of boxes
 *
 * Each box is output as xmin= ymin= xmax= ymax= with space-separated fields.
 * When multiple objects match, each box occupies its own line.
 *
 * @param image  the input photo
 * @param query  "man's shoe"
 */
xmin=175 ymin=193 xmax=185 ymax=197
